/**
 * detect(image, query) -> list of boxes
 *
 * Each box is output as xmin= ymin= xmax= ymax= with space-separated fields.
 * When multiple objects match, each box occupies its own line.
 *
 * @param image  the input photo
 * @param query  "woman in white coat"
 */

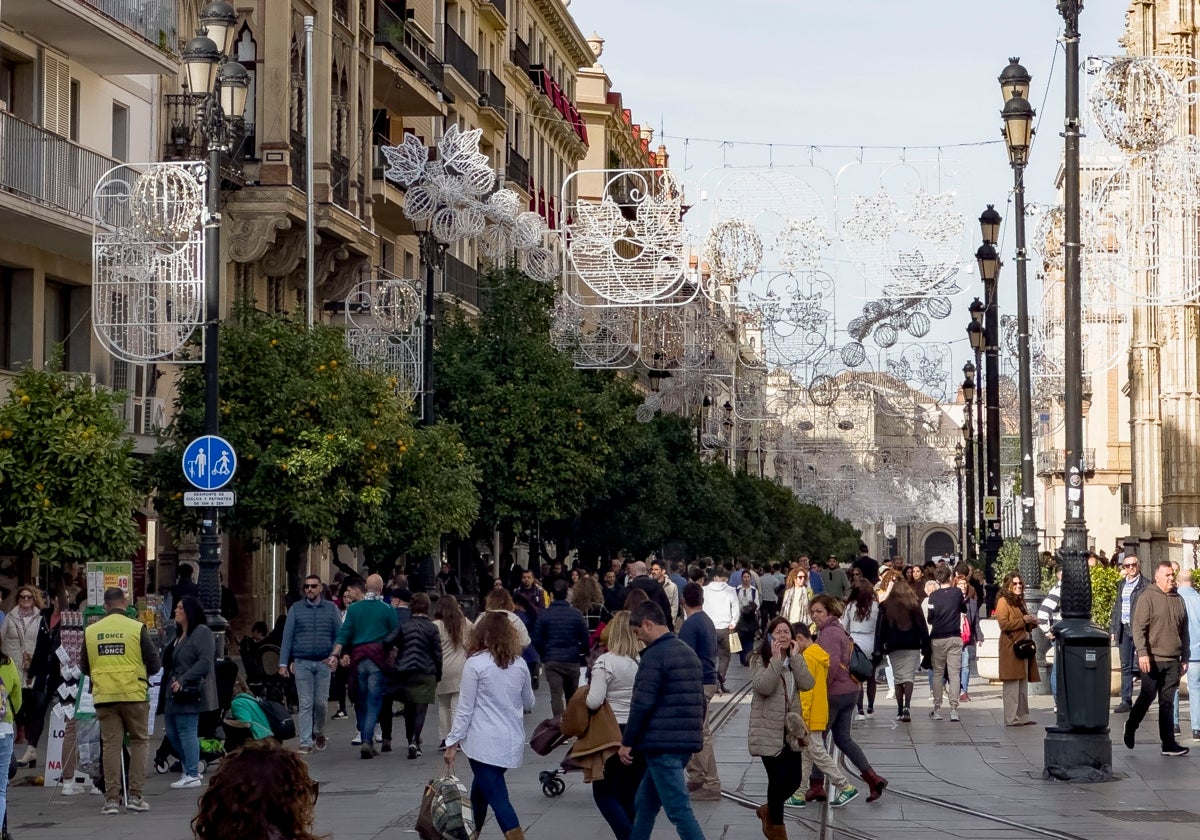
xmin=432 ymin=595 xmax=472 ymax=750
xmin=445 ymin=612 xmax=535 ymax=840
xmin=841 ymin=580 xmax=880 ymax=719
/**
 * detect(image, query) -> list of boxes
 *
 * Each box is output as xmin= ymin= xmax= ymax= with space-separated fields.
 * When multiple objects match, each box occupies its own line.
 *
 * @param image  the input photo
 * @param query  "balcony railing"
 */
xmin=510 ymin=35 xmax=530 ymax=70
xmin=82 ymin=0 xmax=178 ymax=53
xmin=443 ymin=254 xmax=480 ymax=309
xmin=290 ymin=130 xmax=307 ymax=191
xmin=528 ymin=65 xmax=587 ymax=145
xmin=478 ymin=69 xmax=505 ymax=112
xmin=444 ymin=26 xmax=479 ymax=88
xmin=505 ymin=148 xmax=529 ymax=190
xmin=374 ymin=1 xmax=446 ymax=92
xmin=331 ymin=152 xmax=350 ymax=210
xmin=1036 ymin=448 xmax=1096 ymax=476
xmin=333 ymin=0 xmax=349 ymax=24
xmin=1121 ymin=502 xmax=1132 ymax=524
xmin=0 ymin=110 xmax=119 ymax=220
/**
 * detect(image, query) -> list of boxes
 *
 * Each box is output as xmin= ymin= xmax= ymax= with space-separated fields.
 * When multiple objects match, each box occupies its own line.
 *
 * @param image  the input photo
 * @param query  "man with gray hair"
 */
xmin=330 ymin=574 xmax=398 ymax=759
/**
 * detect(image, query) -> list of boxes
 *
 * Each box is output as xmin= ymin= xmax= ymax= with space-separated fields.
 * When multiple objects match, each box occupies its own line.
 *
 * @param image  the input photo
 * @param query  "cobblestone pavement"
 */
xmin=7 ymin=663 xmax=1196 ymax=839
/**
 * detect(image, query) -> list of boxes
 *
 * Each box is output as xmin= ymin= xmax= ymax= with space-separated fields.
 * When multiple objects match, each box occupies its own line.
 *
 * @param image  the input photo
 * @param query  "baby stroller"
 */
xmin=529 ymin=715 xmax=582 ymax=798
xmin=153 ymin=658 xmax=239 ymax=774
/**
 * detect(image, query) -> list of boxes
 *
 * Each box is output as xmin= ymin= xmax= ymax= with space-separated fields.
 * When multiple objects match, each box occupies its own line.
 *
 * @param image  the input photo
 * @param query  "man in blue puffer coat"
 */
xmin=619 ymin=601 xmax=706 ymax=840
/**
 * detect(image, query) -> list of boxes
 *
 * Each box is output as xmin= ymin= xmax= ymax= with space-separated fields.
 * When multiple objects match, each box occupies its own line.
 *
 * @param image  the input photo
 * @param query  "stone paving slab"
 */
xmin=6 ymin=665 xmax=1198 ymax=838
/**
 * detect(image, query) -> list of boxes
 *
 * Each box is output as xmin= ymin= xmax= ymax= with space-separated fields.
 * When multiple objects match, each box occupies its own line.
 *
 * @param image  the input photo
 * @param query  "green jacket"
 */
xmin=229 ymin=694 xmax=273 ymax=740
xmin=336 ymin=597 xmax=398 ymax=650
xmin=0 ymin=659 xmax=23 ymax=725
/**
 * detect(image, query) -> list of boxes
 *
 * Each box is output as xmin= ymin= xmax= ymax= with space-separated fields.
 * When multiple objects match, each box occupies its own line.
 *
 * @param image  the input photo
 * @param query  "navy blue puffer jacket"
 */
xmin=533 ymin=601 xmax=589 ymax=664
xmin=622 ymin=632 xmax=704 ymax=755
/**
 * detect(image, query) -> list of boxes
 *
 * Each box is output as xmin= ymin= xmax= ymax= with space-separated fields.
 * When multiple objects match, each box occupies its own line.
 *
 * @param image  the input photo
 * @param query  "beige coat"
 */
xmin=433 ymin=618 xmax=471 ymax=695
xmin=995 ymin=596 xmax=1040 ymax=683
xmin=747 ymin=652 xmax=815 ymax=757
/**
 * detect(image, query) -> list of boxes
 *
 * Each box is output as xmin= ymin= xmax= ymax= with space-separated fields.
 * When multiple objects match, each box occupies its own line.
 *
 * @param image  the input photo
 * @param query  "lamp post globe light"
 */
xmin=179 ymin=0 xmax=250 ymax=641
xmin=1042 ymin=0 xmax=1114 ymax=781
xmin=995 ymin=59 xmax=1045 ymax=636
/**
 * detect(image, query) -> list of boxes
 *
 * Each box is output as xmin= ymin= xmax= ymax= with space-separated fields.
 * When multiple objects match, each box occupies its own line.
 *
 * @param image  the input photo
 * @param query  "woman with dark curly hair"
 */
xmin=191 ymin=741 xmax=322 ymax=840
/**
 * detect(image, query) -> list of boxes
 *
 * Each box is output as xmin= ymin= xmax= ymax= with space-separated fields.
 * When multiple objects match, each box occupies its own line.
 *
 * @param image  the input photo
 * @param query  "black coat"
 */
xmin=625 ymin=576 xmax=673 ymax=620
xmin=533 ymin=601 xmax=589 ymax=664
xmin=623 ymin=632 xmax=704 ymax=755
xmin=394 ymin=615 xmax=442 ymax=680
xmin=1110 ymin=575 xmax=1148 ymax=642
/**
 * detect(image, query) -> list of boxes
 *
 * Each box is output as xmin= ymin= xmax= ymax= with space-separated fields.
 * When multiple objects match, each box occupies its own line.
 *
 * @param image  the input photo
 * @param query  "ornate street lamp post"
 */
xmin=962 ymin=373 xmax=977 ymax=565
xmin=976 ymin=229 xmax=1003 ymax=587
xmin=997 ymin=61 xmax=1043 ymax=611
xmin=955 ymin=443 xmax=965 ymax=557
xmin=966 ymin=308 xmax=985 ymax=561
xmin=181 ymin=0 xmax=249 ymax=638
xmin=1044 ymin=0 xmax=1112 ymax=781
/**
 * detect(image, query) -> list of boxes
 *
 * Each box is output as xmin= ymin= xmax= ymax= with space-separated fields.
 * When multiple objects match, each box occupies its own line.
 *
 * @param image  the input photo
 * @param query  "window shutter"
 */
xmin=43 ymin=51 xmax=70 ymax=136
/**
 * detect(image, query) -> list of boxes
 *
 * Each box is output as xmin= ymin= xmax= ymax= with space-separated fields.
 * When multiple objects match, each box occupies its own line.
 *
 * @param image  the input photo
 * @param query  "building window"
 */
xmin=234 ymin=27 xmax=259 ymax=158
xmin=0 ymin=50 xmax=35 ymax=121
xmin=1120 ymin=482 xmax=1131 ymax=524
xmin=69 ymin=79 xmax=80 ymax=142
xmin=111 ymin=102 xmax=129 ymax=162
xmin=43 ymin=280 xmax=72 ymax=366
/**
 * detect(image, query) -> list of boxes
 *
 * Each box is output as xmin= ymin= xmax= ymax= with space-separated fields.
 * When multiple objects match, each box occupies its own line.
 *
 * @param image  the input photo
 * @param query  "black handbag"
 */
xmin=1013 ymin=637 xmax=1036 ymax=661
xmin=848 ymin=644 xmax=874 ymax=682
xmin=173 ymin=682 xmax=204 ymax=704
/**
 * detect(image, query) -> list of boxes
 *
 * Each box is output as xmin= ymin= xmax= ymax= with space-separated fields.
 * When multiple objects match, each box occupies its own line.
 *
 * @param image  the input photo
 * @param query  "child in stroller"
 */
xmin=153 ymin=658 xmax=238 ymax=774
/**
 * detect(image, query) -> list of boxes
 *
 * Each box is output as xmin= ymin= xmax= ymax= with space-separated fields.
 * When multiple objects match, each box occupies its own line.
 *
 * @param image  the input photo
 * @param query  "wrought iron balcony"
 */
xmin=331 ymin=152 xmax=350 ymax=210
xmin=0 ymin=110 xmax=120 ymax=220
xmin=505 ymin=148 xmax=529 ymax=191
xmin=478 ymin=70 xmax=505 ymax=113
xmin=1036 ymin=448 xmax=1096 ymax=476
xmin=374 ymin=1 xmax=446 ymax=93
xmin=290 ymin=130 xmax=307 ymax=191
xmin=2 ymin=0 xmax=178 ymax=75
xmin=162 ymin=94 xmax=247 ymax=183
xmin=510 ymin=35 xmax=530 ymax=71
xmin=443 ymin=26 xmax=479 ymax=89
xmin=82 ymin=0 xmax=177 ymax=48
xmin=443 ymin=253 xmax=480 ymax=309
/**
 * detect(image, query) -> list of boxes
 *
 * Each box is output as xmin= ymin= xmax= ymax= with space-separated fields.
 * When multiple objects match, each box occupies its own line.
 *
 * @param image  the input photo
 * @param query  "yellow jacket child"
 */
xmin=798 ymin=640 xmax=830 ymax=733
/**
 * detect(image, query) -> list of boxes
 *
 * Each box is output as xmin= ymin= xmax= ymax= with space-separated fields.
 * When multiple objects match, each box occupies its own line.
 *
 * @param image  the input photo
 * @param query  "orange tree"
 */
xmin=0 ymin=358 xmax=142 ymax=575
xmin=148 ymin=309 xmax=478 ymax=596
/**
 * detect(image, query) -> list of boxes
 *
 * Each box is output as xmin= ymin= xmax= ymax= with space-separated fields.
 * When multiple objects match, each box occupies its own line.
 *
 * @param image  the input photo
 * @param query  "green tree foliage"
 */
xmin=1090 ymin=564 xmax=1120 ymax=628
xmin=436 ymin=269 xmax=628 ymax=529
xmin=149 ymin=310 xmax=478 ymax=589
xmin=436 ymin=268 xmax=859 ymax=569
xmin=0 ymin=360 xmax=142 ymax=567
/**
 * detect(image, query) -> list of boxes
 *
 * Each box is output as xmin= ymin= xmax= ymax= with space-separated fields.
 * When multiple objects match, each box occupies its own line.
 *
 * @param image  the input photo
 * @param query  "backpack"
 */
xmin=257 ymin=696 xmax=296 ymax=741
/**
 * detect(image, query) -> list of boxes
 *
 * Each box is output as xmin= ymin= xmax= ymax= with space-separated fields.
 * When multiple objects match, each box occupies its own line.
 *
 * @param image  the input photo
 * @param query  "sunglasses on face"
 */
xmin=304 ymin=584 xmax=321 ymax=590
xmin=1124 ymin=563 xmax=1138 ymax=568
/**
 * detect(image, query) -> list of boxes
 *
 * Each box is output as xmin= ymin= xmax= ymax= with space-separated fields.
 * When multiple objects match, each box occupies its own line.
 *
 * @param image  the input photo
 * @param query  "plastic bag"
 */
xmin=416 ymin=773 xmax=474 ymax=840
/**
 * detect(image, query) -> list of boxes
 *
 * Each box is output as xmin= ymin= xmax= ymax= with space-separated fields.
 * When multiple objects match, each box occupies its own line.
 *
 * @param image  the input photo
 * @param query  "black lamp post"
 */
xmin=976 ymin=229 xmax=1003 ymax=587
xmin=997 ymin=60 xmax=1043 ymax=612
xmin=962 ymin=374 xmax=977 ymax=565
xmin=955 ymin=443 xmax=965 ymax=557
xmin=966 ymin=310 xmax=985 ymax=558
xmin=181 ymin=0 xmax=248 ymax=640
xmin=1044 ymin=0 xmax=1112 ymax=781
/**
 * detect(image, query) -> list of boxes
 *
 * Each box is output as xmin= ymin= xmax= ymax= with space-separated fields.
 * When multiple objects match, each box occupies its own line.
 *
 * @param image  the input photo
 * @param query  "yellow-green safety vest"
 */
xmin=85 ymin=613 xmax=149 ymax=704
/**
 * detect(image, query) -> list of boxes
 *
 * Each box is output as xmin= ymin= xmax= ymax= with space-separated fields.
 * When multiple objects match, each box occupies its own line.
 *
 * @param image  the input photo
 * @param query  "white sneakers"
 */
xmin=170 ymin=774 xmax=202 ymax=789
xmin=950 ymin=710 xmax=960 ymax=722
xmin=60 ymin=776 xmax=102 ymax=796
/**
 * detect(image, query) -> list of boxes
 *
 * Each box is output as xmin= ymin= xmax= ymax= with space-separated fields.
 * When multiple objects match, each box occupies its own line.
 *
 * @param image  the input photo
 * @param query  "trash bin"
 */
xmin=1053 ymin=619 xmax=1111 ymax=732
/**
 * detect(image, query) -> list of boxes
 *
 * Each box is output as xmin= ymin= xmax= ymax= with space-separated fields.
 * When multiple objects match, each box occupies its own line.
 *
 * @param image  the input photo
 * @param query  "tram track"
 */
xmin=707 ymin=678 xmax=1088 ymax=840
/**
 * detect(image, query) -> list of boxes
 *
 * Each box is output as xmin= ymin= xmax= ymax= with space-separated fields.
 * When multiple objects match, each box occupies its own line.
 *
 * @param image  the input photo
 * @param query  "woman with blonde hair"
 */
xmin=780 ymin=568 xmax=813 ymax=627
xmin=445 ymin=612 xmax=535 ymax=840
xmin=585 ymin=611 xmax=644 ymax=840
xmin=433 ymin=595 xmax=473 ymax=751
xmin=2 ymin=585 xmax=50 ymax=767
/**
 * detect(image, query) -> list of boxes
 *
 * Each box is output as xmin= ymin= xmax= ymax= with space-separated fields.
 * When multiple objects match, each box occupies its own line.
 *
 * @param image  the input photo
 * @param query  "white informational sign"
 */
xmin=44 ymin=708 xmax=66 ymax=785
xmin=183 ymin=491 xmax=235 ymax=507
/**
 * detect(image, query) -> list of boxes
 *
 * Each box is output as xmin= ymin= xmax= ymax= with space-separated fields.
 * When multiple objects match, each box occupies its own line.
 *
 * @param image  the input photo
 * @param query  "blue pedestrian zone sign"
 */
xmin=182 ymin=435 xmax=237 ymax=491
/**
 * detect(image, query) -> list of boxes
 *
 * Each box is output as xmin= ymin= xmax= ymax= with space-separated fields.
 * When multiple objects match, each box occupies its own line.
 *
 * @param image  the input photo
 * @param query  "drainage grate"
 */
xmin=1094 ymin=809 xmax=1200 ymax=824
xmin=931 ymin=741 xmax=1002 ymax=748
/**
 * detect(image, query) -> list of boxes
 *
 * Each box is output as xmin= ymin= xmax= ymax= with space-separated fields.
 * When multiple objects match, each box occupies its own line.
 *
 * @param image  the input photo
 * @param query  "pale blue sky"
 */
xmin=568 ymin=0 xmax=1130 ymax=371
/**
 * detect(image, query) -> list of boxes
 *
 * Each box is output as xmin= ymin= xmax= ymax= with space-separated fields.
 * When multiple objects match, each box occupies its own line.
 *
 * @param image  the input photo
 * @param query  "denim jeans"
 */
xmin=0 ymin=733 xmax=12 ymax=827
xmin=468 ymin=758 xmax=520 ymax=833
xmin=293 ymin=658 xmax=332 ymax=747
xmin=1172 ymin=661 xmax=1200 ymax=733
xmin=355 ymin=659 xmax=385 ymax=745
xmin=166 ymin=711 xmax=201 ymax=777
xmin=630 ymin=752 xmax=706 ymax=840
xmin=960 ymin=643 xmax=974 ymax=693
xmin=1117 ymin=627 xmax=1136 ymax=704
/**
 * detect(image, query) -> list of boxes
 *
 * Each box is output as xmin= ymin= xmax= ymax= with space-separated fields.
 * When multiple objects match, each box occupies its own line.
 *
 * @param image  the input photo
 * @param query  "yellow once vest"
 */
xmin=85 ymin=613 xmax=149 ymax=704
